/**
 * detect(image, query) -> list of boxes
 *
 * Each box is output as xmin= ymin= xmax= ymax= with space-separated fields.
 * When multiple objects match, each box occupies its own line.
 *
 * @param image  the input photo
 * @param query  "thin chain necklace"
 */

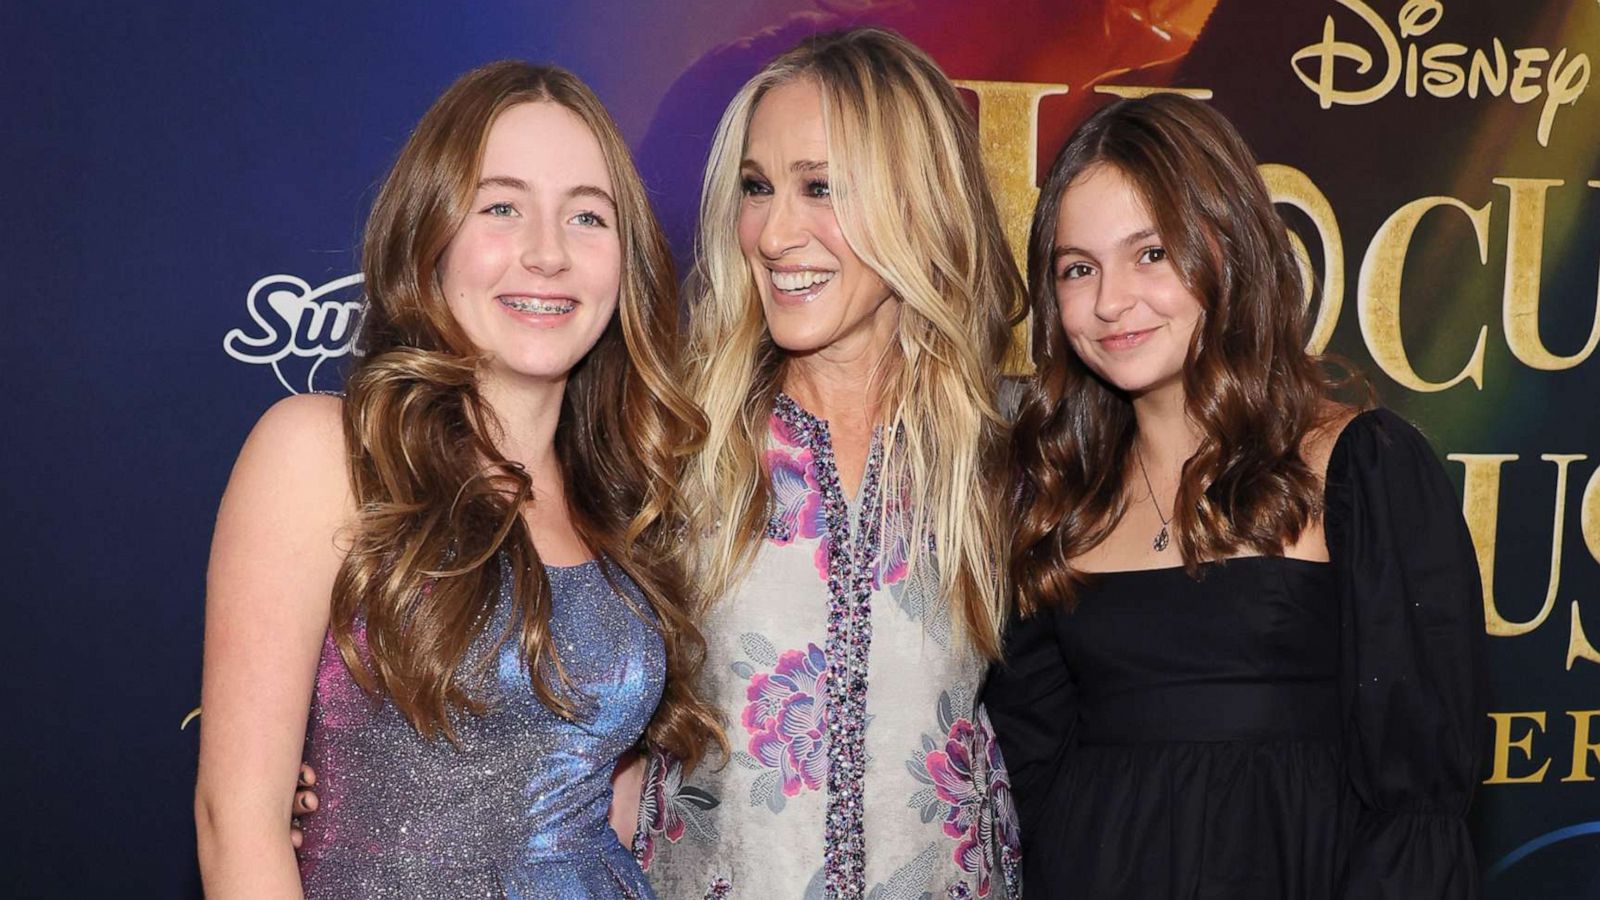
xmin=1133 ymin=443 xmax=1172 ymax=552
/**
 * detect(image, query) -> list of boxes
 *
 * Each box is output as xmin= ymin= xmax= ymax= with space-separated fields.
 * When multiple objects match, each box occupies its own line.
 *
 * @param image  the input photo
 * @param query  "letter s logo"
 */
xmin=224 ymin=273 xmax=364 ymax=395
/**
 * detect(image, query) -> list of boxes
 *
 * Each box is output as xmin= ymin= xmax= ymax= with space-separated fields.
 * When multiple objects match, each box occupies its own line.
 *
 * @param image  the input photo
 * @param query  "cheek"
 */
xmin=736 ymin=202 xmax=764 ymax=258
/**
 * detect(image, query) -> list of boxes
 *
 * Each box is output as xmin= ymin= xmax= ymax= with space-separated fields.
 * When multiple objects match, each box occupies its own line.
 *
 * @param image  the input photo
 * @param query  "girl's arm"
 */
xmin=195 ymin=395 xmax=351 ymax=899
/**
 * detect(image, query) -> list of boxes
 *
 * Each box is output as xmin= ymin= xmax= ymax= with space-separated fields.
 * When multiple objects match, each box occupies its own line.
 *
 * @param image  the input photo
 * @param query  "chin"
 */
xmin=763 ymin=313 xmax=839 ymax=354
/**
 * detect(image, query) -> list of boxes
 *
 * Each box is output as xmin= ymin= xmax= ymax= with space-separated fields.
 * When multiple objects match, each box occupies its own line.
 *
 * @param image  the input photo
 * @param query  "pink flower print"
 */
xmin=922 ymin=708 xmax=1020 ymax=897
xmin=633 ymin=747 xmax=720 ymax=870
xmin=874 ymin=492 xmax=915 ymax=589
xmin=742 ymin=643 xmax=830 ymax=797
xmin=765 ymin=447 xmax=824 ymax=546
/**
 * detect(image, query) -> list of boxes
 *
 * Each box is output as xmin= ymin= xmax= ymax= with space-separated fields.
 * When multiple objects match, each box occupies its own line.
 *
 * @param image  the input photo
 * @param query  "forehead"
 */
xmin=744 ymin=79 xmax=827 ymax=162
xmin=479 ymin=101 xmax=612 ymax=191
xmin=1054 ymin=164 xmax=1155 ymax=246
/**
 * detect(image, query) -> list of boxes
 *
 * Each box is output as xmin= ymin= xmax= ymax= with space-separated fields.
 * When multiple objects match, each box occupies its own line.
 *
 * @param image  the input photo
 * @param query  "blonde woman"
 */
xmin=632 ymin=28 xmax=1025 ymax=899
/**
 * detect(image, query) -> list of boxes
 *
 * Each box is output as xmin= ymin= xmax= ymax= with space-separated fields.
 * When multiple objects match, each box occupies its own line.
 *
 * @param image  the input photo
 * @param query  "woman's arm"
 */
xmin=195 ymin=395 xmax=351 ymax=899
xmin=1324 ymin=409 xmax=1486 ymax=899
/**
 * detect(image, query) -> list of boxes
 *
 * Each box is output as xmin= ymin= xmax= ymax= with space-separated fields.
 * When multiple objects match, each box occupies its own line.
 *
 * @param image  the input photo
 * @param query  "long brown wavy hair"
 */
xmin=1011 ymin=94 xmax=1363 ymax=615
xmin=330 ymin=61 xmax=723 ymax=766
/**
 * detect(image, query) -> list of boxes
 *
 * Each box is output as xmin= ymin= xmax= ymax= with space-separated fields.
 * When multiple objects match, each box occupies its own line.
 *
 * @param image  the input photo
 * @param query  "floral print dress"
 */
xmin=637 ymin=394 xmax=1021 ymax=900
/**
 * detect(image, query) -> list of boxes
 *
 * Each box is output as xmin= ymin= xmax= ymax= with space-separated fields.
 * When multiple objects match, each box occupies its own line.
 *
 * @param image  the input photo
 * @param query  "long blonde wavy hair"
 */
xmin=682 ymin=29 xmax=1023 ymax=659
xmin=331 ymin=61 xmax=723 ymax=766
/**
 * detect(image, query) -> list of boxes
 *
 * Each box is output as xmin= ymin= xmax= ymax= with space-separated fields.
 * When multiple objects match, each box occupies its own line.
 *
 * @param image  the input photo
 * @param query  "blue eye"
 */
xmin=484 ymin=202 xmax=517 ymax=217
xmin=571 ymin=210 xmax=608 ymax=228
xmin=741 ymin=177 xmax=772 ymax=196
xmin=804 ymin=179 xmax=831 ymax=199
xmin=1138 ymin=246 xmax=1167 ymax=264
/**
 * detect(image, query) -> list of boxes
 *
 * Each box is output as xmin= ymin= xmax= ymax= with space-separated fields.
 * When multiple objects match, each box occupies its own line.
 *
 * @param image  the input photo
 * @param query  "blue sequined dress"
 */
xmin=297 ymin=559 xmax=663 ymax=899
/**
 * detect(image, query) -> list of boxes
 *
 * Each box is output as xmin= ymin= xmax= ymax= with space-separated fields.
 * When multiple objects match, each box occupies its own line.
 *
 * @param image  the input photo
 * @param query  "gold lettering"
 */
xmin=1570 ymin=467 xmax=1600 ymax=669
xmin=1358 ymin=196 xmax=1489 ymax=391
xmin=1290 ymin=0 xmax=1400 ymax=108
xmin=956 ymin=79 xmax=1071 ymax=373
xmin=1092 ymin=85 xmax=1214 ymax=100
xmin=1486 ymin=711 xmax=1551 ymax=784
xmin=1561 ymin=711 xmax=1600 ymax=782
xmin=1467 ymin=39 xmax=1508 ymax=98
xmin=1397 ymin=0 xmax=1443 ymax=38
xmin=1421 ymin=43 xmax=1468 ymax=98
xmin=1540 ymin=50 xmax=1592 ymax=147
xmin=1510 ymin=47 xmax=1550 ymax=104
xmin=1448 ymin=453 xmax=1582 ymax=636
xmin=1261 ymin=164 xmax=1343 ymax=355
xmin=1570 ymin=602 xmax=1600 ymax=669
xmin=1496 ymin=178 xmax=1600 ymax=370
xmin=1405 ymin=43 xmax=1420 ymax=97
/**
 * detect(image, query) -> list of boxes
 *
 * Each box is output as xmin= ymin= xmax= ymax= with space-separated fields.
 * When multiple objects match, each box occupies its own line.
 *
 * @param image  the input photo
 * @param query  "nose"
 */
xmin=756 ymin=190 xmax=807 ymax=260
xmin=519 ymin=216 xmax=571 ymax=276
xmin=1092 ymin=267 xmax=1135 ymax=322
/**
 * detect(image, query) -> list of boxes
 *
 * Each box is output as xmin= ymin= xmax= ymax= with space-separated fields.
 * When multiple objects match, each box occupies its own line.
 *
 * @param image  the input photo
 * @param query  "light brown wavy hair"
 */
xmin=682 ymin=28 xmax=1024 ymax=660
xmin=1011 ymin=94 xmax=1365 ymax=615
xmin=330 ymin=61 xmax=723 ymax=766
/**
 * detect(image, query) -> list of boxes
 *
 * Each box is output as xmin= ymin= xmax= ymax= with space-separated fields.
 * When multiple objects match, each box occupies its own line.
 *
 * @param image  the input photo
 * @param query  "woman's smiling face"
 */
xmin=438 ymin=101 xmax=622 ymax=386
xmin=736 ymin=78 xmax=898 ymax=357
xmin=1052 ymin=162 xmax=1203 ymax=401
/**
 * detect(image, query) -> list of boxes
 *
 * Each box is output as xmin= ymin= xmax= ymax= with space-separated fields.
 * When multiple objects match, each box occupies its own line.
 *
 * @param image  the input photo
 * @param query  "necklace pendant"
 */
xmin=1153 ymin=526 xmax=1170 ymax=552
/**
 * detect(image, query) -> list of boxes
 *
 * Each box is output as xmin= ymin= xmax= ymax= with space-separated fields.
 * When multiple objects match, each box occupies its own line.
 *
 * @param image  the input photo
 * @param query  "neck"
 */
xmin=1130 ymin=380 xmax=1201 ymax=474
xmin=780 ymin=314 xmax=900 ymax=431
xmin=476 ymin=366 xmax=567 ymax=494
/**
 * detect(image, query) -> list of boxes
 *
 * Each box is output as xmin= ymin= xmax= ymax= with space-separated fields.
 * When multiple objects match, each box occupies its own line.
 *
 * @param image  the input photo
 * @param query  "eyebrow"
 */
xmin=737 ymin=159 xmax=829 ymax=175
xmin=475 ymin=176 xmax=616 ymax=209
xmin=1051 ymin=227 xmax=1160 ymax=262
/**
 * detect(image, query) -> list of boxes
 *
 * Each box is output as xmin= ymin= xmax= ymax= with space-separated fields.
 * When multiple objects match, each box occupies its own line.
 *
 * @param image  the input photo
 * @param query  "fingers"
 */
xmin=295 ymin=788 xmax=319 ymax=814
xmin=298 ymin=763 xmax=317 ymax=787
xmin=291 ymin=821 xmax=303 ymax=849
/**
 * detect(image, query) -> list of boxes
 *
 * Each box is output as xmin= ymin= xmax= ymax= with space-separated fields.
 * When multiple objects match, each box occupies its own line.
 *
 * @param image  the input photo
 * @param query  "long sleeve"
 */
xmin=1323 ymin=409 xmax=1488 ymax=900
xmin=981 ymin=604 xmax=1078 ymax=869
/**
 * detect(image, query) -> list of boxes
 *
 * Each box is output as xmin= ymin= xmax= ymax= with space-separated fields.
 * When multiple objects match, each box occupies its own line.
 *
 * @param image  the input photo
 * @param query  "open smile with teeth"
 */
xmin=770 ymin=269 xmax=836 ymax=297
xmin=499 ymin=296 xmax=576 ymax=315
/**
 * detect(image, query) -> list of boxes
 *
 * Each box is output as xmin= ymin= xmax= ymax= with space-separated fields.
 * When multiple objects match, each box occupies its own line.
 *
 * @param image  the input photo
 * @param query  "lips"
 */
xmin=767 ymin=267 xmax=835 ymax=303
xmin=1096 ymin=326 xmax=1160 ymax=351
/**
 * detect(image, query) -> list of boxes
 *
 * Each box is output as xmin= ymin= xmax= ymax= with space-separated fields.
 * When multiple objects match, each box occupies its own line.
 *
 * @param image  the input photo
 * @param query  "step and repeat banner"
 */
xmin=4 ymin=0 xmax=1596 ymax=895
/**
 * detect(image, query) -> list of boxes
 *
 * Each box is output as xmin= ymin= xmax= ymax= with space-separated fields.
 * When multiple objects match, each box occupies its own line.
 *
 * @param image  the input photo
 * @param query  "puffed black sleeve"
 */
xmin=1323 ymin=409 xmax=1487 ymax=900
xmin=981 ymin=604 xmax=1078 ymax=871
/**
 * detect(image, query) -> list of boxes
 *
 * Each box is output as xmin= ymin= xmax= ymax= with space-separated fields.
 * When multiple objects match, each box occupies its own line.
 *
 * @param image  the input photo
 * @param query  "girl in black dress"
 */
xmin=985 ymin=94 xmax=1486 ymax=899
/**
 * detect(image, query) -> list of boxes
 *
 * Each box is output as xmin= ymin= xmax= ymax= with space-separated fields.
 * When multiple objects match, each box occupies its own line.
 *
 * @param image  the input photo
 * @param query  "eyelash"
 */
xmin=1059 ymin=246 xmax=1167 ymax=280
xmin=479 ymin=203 xmax=608 ymax=228
xmin=738 ymin=177 xmax=830 ymax=199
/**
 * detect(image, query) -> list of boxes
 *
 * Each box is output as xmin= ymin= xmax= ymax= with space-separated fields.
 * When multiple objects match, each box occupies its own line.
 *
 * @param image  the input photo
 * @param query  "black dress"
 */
xmin=983 ymin=409 xmax=1487 ymax=899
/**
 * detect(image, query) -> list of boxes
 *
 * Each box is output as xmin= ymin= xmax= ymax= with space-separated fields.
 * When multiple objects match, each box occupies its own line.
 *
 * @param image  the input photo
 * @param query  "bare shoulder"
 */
xmin=1301 ymin=400 xmax=1363 ymax=483
xmin=225 ymin=393 xmax=352 ymax=520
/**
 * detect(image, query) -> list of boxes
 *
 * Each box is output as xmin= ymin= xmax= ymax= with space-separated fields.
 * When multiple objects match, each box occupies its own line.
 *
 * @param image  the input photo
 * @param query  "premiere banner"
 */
xmin=4 ymin=0 xmax=1595 ymax=896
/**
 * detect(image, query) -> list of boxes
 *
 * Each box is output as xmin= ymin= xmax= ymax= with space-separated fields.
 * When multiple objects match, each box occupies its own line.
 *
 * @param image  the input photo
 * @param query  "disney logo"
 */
xmin=1290 ymin=0 xmax=1591 ymax=146
xmin=223 ymin=273 xmax=364 ymax=395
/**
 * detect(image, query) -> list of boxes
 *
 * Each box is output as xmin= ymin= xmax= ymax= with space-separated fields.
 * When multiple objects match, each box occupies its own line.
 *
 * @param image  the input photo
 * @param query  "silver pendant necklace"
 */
xmin=1133 ymin=443 xmax=1173 ymax=552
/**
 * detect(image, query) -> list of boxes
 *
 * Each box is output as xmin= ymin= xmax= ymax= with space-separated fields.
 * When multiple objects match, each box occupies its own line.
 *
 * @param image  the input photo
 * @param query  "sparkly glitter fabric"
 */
xmin=771 ymin=394 xmax=882 ymax=899
xmin=298 ymin=560 xmax=664 ymax=899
